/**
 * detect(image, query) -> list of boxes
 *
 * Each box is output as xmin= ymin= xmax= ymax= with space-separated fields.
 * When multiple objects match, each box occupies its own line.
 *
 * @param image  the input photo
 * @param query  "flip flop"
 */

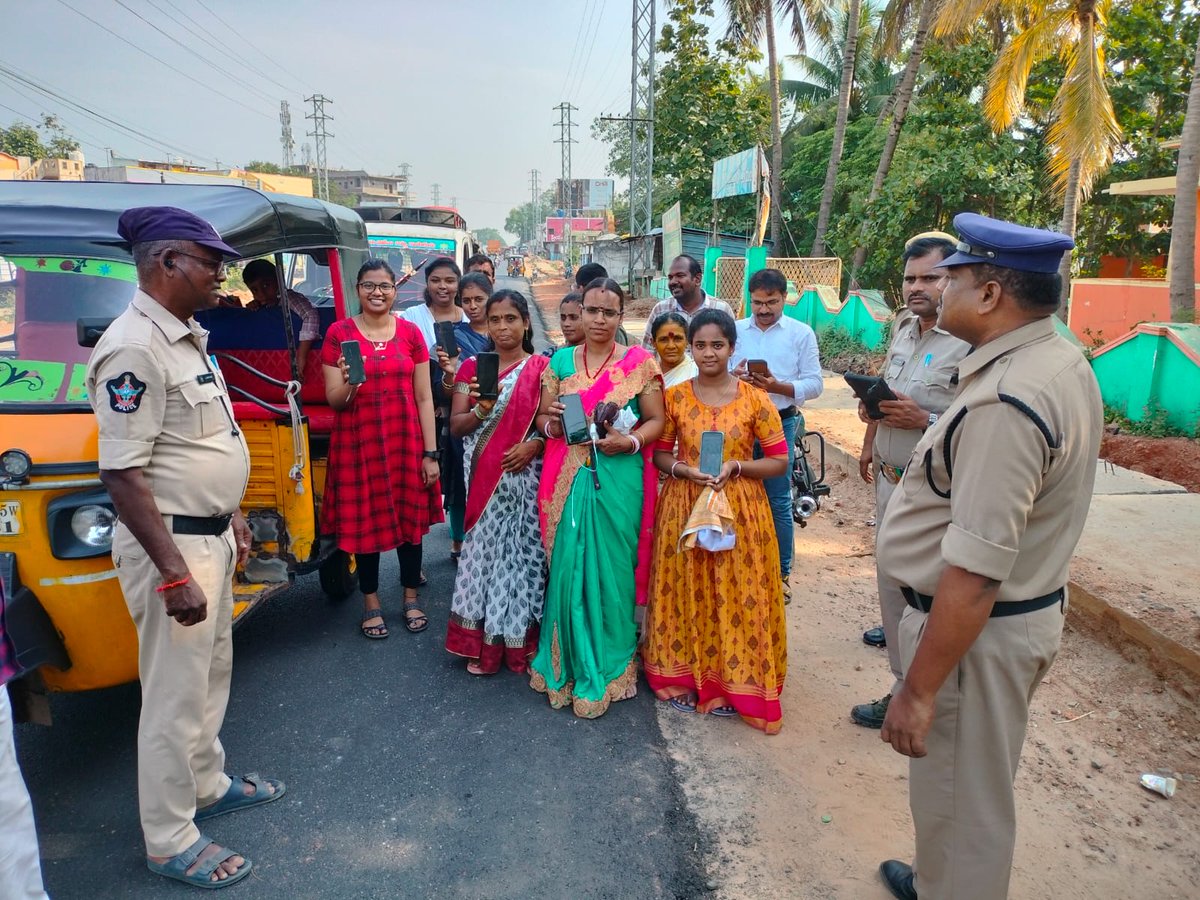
xmin=146 ymin=834 xmax=252 ymax=890
xmin=710 ymin=706 xmax=739 ymax=717
xmin=403 ymin=597 xmax=429 ymax=633
xmin=669 ymin=696 xmax=698 ymax=713
xmin=195 ymin=773 xmax=286 ymax=822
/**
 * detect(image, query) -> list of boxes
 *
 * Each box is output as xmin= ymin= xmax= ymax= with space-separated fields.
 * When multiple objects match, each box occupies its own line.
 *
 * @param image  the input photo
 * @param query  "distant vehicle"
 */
xmin=356 ymin=205 xmax=479 ymax=308
xmin=486 ymin=238 xmax=502 ymax=255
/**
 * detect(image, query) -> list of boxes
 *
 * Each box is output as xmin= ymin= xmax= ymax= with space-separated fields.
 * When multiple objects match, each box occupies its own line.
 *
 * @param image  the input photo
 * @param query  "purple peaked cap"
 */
xmin=938 ymin=212 xmax=1074 ymax=274
xmin=117 ymin=206 xmax=240 ymax=258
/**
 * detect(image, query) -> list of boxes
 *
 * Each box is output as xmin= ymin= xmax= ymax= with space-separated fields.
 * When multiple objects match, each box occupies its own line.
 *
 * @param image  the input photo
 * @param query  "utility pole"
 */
xmin=529 ymin=168 xmax=540 ymax=249
xmin=431 ymin=183 xmax=441 ymax=205
xmin=279 ymin=100 xmax=294 ymax=170
xmin=449 ymin=195 xmax=458 ymax=209
xmin=554 ymin=101 xmax=578 ymax=267
xmin=304 ymin=94 xmax=333 ymax=200
xmin=398 ymin=162 xmax=411 ymax=205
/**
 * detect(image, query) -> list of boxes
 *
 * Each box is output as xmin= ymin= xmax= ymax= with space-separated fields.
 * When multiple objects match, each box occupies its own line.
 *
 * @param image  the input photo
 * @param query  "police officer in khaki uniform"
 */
xmin=874 ymin=213 xmax=1103 ymax=900
xmin=851 ymin=233 xmax=971 ymax=729
xmin=86 ymin=207 xmax=285 ymax=890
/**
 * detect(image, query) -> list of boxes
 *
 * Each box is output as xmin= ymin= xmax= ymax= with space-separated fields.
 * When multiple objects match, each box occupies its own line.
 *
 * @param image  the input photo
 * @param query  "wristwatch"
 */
xmin=422 ymin=450 xmax=439 ymax=460
xmin=926 ymin=412 xmax=939 ymax=430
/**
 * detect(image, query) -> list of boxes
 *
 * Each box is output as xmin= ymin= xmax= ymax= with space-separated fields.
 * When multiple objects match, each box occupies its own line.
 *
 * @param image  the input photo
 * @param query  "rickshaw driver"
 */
xmin=85 ymin=206 xmax=286 ymax=890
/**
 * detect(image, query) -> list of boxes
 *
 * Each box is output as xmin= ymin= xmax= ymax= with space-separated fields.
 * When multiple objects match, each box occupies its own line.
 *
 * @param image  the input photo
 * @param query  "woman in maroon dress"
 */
xmin=322 ymin=260 xmax=443 ymax=638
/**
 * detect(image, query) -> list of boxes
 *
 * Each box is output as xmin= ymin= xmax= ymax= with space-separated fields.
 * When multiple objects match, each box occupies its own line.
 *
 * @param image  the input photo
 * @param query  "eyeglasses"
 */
xmin=358 ymin=281 xmax=397 ymax=294
xmin=170 ymin=251 xmax=227 ymax=277
xmin=582 ymin=305 xmax=622 ymax=319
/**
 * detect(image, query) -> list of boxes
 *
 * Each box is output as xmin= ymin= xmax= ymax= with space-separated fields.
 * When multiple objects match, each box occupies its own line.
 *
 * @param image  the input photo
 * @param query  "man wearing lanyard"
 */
xmin=851 ymin=233 xmax=970 ymax=729
xmin=875 ymin=214 xmax=1102 ymax=900
xmin=86 ymin=207 xmax=285 ymax=890
xmin=731 ymin=268 xmax=823 ymax=602
xmin=641 ymin=254 xmax=735 ymax=348
xmin=0 ymin=580 xmax=49 ymax=900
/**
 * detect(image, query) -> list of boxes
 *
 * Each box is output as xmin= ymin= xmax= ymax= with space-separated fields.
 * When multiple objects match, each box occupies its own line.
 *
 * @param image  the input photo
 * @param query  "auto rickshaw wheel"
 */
xmin=319 ymin=550 xmax=358 ymax=601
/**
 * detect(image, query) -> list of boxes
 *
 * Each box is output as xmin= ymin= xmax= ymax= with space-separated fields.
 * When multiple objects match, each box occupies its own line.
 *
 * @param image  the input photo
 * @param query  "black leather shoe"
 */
xmin=863 ymin=626 xmax=886 ymax=647
xmin=879 ymin=860 xmax=917 ymax=900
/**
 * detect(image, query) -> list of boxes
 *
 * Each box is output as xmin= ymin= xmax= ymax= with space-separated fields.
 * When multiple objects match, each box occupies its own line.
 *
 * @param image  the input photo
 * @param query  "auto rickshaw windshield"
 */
xmin=0 ymin=253 xmax=139 ymax=408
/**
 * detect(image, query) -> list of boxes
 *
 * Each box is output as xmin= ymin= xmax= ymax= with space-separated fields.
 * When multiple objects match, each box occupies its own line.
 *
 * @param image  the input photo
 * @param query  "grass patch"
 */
xmin=1104 ymin=404 xmax=1197 ymax=439
xmin=818 ymin=327 xmax=885 ymax=375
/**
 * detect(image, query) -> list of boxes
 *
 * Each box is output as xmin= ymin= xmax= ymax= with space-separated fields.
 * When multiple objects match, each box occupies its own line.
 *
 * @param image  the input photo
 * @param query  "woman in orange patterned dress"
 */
xmin=643 ymin=309 xmax=790 ymax=734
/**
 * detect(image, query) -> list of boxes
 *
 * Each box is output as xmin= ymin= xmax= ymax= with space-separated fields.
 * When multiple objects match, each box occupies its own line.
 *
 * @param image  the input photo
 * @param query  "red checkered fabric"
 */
xmin=0 ymin=578 xmax=20 ymax=685
xmin=319 ymin=318 xmax=443 ymax=553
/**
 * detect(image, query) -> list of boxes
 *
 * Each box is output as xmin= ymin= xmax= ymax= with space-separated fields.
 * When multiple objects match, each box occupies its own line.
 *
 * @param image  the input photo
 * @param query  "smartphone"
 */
xmin=434 ymin=320 xmax=459 ymax=358
xmin=341 ymin=340 xmax=366 ymax=385
xmin=475 ymin=351 xmax=500 ymax=400
xmin=843 ymin=373 xmax=898 ymax=420
xmin=559 ymin=393 xmax=591 ymax=445
xmin=699 ymin=430 xmax=725 ymax=478
xmin=747 ymin=359 xmax=770 ymax=377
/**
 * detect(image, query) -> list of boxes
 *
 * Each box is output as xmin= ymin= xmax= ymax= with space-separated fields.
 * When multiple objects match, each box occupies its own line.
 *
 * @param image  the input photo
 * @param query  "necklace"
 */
xmin=694 ymin=376 xmax=737 ymax=426
xmin=356 ymin=314 xmax=393 ymax=350
xmin=582 ymin=343 xmax=617 ymax=380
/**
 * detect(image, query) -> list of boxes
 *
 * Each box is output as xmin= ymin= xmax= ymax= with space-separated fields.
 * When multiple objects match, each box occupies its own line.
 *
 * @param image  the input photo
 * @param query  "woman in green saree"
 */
xmin=530 ymin=277 xmax=665 ymax=718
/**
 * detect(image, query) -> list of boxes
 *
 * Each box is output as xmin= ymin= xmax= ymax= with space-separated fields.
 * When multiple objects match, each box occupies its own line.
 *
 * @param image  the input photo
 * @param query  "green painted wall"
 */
xmin=1091 ymin=324 xmax=1200 ymax=435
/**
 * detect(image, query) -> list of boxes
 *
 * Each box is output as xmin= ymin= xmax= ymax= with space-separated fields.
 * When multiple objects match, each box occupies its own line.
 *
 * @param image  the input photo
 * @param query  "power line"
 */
xmin=193 ymin=0 xmax=315 ymax=93
xmin=109 ymin=0 xmax=280 ymax=108
xmin=559 ymin=0 xmax=596 ymax=101
xmin=566 ymin=0 xmax=608 ymax=102
xmin=51 ymin=0 xmax=273 ymax=120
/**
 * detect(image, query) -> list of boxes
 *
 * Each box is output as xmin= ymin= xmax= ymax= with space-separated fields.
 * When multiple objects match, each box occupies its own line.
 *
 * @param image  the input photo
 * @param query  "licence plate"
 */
xmin=0 ymin=501 xmax=21 ymax=536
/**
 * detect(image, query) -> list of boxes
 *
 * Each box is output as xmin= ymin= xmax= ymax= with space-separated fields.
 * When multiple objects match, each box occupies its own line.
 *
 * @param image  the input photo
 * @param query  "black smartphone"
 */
xmin=475 ymin=351 xmax=500 ymax=400
xmin=699 ymin=430 xmax=725 ymax=478
xmin=434 ymin=320 xmax=459 ymax=358
xmin=844 ymin=373 xmax=898 ymax=420
xmin=341 ymin=340 xmax=366 ymax=385
xmin=560 ymin=393 xmax=591 ymax=445
xmin=747 ymin=359 xmax=770 ymax=378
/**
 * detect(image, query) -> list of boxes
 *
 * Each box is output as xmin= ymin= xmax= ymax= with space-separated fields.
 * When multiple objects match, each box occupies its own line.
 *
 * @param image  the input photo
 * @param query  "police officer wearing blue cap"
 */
xmin=85 ymin=207 xmax=284 ymax=889
xmin=873 ymin=213 xmax=1103 ymax=900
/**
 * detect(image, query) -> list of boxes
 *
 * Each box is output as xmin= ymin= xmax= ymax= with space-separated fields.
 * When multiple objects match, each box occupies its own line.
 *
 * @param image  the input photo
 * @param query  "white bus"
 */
xmin=357 ymin=205 xmax=478 ymax=308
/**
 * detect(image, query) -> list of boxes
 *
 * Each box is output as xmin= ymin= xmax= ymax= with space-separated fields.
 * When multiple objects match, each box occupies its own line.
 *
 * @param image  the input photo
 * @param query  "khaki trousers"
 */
xmin=899 ymin=598 xmax=1064 ymax=900
xmin=873 ymin=460 xmax=906 ymax=692
xmin=113 ymin=520 xmax=235 ymax=858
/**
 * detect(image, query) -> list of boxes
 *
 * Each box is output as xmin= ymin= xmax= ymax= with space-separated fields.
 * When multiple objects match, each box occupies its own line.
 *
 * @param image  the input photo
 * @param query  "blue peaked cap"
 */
xmin=937 ymin=213 xmax=1074 ymax=274
xmin=117 ymin=206 xmax=240 ymax=258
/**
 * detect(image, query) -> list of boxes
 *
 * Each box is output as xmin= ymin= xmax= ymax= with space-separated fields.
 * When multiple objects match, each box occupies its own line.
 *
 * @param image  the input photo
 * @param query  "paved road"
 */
xmin=16 ymin=279 xmax=710 ymax=898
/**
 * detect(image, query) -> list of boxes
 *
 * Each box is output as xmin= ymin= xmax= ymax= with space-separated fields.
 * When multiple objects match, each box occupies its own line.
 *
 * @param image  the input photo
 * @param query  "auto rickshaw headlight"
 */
xmin=1 ymin=449 xmax=32 ymax=481
xmin=70 ymin=505 xmax=116 ymax=547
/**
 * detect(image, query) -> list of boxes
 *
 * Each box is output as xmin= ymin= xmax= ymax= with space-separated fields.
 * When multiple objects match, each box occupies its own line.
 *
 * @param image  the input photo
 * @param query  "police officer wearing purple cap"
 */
xmin=873 ymin=213 xmax=1103 ymax=900
xmin=85 ymin=207 xmax=284 ymax=889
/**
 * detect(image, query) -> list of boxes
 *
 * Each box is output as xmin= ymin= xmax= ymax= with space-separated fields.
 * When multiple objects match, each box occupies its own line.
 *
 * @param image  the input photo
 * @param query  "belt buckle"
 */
xmin=880 ymin=463 xmax=902 ymax=484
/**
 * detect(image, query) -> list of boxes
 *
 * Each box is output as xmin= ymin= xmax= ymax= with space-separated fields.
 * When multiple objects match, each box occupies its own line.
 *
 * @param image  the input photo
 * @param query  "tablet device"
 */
xmin=843 ymin=373 xmax=897 ymax=420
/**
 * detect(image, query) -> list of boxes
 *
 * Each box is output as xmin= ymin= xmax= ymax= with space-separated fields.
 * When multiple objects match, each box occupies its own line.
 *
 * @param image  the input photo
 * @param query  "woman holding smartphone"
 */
xmin=445 ymin=290 xmax=549 ymax=675
xmin=323 ymin=260 xmax=442 ymax=638
xmin=643 ymin=309 xmax=790 ymax=733
xmin=529 ymin=277 xmax=665 ymax=719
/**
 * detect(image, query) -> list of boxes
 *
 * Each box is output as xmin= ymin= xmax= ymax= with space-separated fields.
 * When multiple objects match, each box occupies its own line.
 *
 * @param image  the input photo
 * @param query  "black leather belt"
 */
xmin=171 ymin=513 xmax=233 ymax=536
xmin=901 ymin=585 xmax=1064 ymax=617
xmin=778 ymin=405 xmax=799 ymax=420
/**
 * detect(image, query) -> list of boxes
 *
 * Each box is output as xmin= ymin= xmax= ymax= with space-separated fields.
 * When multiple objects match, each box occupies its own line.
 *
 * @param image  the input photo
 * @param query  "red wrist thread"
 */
xmin=156 ymin=575 xmax=191 ymax=593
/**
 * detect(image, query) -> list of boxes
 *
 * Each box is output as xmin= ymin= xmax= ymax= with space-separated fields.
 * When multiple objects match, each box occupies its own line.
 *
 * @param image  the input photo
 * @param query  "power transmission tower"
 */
xmin=279 ymin=101 xmax=295 ymax=169
xmin=301 ymin=143 xmax=312 ymax=168
xmin=529 ymin=168 xmax=541 ymax=247
xmin=398 ymin=162 xmax=411 ymax=204
xmin=629 ymin=0 xmax=656 ymax=240
xmin=431 ymin=183 xmax=441 ymax=205
xmin=304 ymin=94 xmax=333 ymax=200
xmin=554 ymin=101 xmax=578 ymax=265
xmin=449 ymin=196 xmax=458 ymax=209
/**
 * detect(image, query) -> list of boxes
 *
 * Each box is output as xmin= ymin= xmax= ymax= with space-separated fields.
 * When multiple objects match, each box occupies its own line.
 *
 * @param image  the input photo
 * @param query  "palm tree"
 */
xmin=722 ymin=0 xmax=831 ymax=250
xmin=1169 ymin=27 xmax=1200 ymax=324
xmin=812 ymin=0 xmax=864 ymax=256
xmin=848 ymin=0 xmax=946 ymax=275
xmin=935 ymin=0 xmax=1123 ymax=306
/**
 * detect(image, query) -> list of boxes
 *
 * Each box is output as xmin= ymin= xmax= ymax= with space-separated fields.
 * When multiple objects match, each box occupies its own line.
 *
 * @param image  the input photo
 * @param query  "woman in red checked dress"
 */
xmin=322 ymin=259 xmax=443 ymax=639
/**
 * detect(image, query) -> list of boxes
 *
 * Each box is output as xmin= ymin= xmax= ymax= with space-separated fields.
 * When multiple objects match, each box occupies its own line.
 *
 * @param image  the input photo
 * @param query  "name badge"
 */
xmin=196 ymin=373 xmax=216 ymax=385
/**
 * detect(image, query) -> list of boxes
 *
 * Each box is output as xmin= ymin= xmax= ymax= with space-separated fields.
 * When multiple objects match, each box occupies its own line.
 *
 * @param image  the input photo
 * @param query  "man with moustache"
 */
xmin=86 ymin=207 xmax=284 ymax=890
xmin=641 ymin=254 xmax=735 ymax=349
xmin=851 ymin=233 xmax=970 ymax=730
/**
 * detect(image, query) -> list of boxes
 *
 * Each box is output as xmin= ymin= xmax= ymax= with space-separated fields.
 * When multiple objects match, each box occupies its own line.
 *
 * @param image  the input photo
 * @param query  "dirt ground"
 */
xmin=661 ymin=438 xmax=1200 ymax=899
xmin=1100 ymin=434 xmax=1200 ymax=493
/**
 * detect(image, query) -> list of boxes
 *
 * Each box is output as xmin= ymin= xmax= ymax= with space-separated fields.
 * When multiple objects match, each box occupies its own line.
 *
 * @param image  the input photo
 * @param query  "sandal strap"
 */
xmin=192 ymin=843 xmax=238 ymax=878
xmin=362 ymin=607 xmax=385 ymax=622
xmin=173 ymin=835 xmax=214 ymax=871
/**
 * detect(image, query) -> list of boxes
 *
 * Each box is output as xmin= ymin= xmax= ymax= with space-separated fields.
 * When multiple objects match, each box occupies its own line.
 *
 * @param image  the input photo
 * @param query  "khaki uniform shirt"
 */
xmin=877 ymin=317 xmax=1102 ymax=603
xmin=86 ymin=290 xmax=250 ymax=517
xmin=874 ymin=310 xmax=971 ymax=468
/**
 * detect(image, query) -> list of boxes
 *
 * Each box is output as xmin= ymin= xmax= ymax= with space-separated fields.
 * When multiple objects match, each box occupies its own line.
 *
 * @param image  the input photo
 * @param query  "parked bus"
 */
xmin=356 ymin=205 xmax=479 ymax=307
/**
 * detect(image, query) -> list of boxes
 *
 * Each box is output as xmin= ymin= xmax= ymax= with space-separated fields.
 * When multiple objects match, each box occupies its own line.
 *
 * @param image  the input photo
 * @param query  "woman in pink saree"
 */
xmin=529 ymin=278 xmax=665 ymax=718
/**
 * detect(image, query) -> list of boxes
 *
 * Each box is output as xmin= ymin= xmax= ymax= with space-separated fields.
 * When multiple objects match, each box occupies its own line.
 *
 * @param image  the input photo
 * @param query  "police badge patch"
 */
xmin=106 ymin=372 xmax=147 ymax=413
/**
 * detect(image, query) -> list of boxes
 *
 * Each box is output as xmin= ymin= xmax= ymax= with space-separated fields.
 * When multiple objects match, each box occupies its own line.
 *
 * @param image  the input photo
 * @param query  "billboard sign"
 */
xmin=586 ymin=178 xmax=614 ymax=209
xmin=711 ymin=147 xmax=761 ymax=200
xmin=662 ymin=201 xmax=683 ymax=264
xmin=556 ymin=179 xmax=616 ymax=212
xmin=544 ymin=217 xmax=606 ymax=241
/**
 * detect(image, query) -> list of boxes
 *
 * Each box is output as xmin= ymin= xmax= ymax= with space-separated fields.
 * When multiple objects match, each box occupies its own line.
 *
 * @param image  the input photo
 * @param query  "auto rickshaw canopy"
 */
xmin=0 ymin=181 xmax=367 ymax=261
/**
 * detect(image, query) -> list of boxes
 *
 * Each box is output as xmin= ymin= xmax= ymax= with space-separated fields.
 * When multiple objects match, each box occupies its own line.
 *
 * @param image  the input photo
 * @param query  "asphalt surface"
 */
xmin=16 ymin=277 xmax=711 ymax=899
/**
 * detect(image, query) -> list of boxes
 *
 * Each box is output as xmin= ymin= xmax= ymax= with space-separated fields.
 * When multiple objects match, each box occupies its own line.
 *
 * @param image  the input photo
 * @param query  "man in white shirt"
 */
xmin=641 ymin=254 xmax=735 ymax=348
xmin=731 ymin=268 xmax=823 ymax=599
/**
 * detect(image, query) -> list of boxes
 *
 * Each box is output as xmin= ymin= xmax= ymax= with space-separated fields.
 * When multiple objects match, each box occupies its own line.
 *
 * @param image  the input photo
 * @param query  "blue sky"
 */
xmin=3 ymin=0 xmax=728 ymax=234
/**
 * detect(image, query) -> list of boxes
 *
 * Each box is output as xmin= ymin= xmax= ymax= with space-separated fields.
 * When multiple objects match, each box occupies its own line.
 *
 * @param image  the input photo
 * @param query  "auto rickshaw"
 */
xmin=0 ymin=182 xmax=369 ymax=719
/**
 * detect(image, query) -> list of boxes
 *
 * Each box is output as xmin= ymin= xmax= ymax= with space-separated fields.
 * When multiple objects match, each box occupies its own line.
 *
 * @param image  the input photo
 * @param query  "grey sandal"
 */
xmin=361 ymin=606 xmax=388 ymax=639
